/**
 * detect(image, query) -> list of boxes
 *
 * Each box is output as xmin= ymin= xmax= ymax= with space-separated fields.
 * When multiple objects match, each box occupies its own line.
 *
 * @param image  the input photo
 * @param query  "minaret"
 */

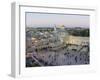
xmin=53 ymin=24 xmax=59 ymax=42
xmin=54 ymin=24 xmax=57 ymax=32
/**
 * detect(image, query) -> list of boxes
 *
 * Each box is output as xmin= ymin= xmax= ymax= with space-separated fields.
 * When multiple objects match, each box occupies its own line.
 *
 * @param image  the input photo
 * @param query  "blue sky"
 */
xmin=26 ymin=12 xmax=89 ymax=28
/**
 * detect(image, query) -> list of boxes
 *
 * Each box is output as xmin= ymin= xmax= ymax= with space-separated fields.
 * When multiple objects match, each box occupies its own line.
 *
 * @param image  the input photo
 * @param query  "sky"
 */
xmin=26 ymin=12 xmax=90 ymax=28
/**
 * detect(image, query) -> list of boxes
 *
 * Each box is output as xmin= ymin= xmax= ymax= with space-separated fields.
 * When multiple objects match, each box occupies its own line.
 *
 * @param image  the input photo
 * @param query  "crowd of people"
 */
xmin=26 ymin=43 xmax=89 ymax=67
